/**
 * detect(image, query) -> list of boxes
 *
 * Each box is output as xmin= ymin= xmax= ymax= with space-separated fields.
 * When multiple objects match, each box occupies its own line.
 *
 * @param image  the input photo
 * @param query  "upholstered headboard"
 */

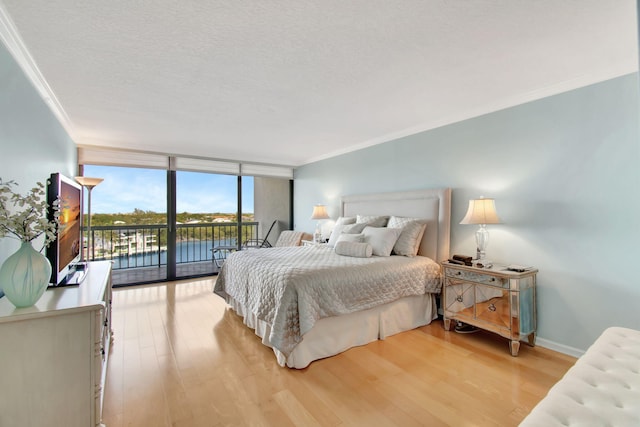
xmin=341 ymin=188 xmax=451 ymax=262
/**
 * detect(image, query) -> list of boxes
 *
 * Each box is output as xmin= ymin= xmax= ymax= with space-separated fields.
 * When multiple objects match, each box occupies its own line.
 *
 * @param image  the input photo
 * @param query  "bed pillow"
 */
xmin=387 ymin=215 xmax=426 ymax=228
xmin=334 ymin=241 xmax=373 ymax=258
xmin=335 ymin=216 xmax=356 ymax=226
xmin=327 ymin=222 xmax=368 ymax=247
xmin=362 ymin=226 xmax=402 ymax=257
xmin=326 ymin=216 xmax=357 ymax=247
xmin=388 ymin=216 xmax=428 ymax=257
xmin=336 ymin=233 xmax=364 ymax=244
xmin=393 ymin=221 xmax=427 ymax=257
xmin=356 ymin=215 xmax=389 ymax=227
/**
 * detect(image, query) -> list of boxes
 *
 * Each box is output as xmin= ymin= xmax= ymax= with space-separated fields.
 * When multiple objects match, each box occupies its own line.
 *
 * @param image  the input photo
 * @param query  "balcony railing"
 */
xmin=87 ymin=222 xmax=259 ymax=270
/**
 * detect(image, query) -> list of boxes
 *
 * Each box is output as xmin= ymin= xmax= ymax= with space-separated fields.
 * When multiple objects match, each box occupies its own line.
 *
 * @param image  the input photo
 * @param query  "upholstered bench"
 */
xmin=520 ymin=327 xmax=640 ymax=426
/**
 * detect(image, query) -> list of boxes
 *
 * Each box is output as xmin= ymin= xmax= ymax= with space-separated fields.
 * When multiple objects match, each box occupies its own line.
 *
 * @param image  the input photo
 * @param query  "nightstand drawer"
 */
xmin=443 ymin=283 xmax=475 ymax=318
xmin=475 ymin=285 xmax=510 ymax=331
xmin=445 ymin=267 xmax=508 ymax=288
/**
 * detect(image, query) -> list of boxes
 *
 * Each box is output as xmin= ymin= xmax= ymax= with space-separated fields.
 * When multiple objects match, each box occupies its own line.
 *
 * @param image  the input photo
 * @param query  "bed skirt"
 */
xmin=226 ymin=293 xmax=437 ymax=369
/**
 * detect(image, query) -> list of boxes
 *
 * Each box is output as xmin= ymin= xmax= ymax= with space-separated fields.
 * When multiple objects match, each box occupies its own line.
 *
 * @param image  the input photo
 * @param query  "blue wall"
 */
xmin=0 ymin=42 xmax=77 ymax=268
xmin=294 ymin=74 xmax=640 ymax=356
xmin=3 ymin=31 xmax=638 ymax=355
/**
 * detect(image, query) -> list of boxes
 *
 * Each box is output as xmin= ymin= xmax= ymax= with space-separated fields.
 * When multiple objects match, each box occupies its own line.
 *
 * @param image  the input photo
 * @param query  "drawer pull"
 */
xmin=456 ymin=271 xmax=462 ymax=276
xmin=456 ymin=296 xmax=463 ymax=302
xmin=490 ymin=278 xmax=496 ymax=282
xmin=488 ymin=303 xmax=496 ymax=312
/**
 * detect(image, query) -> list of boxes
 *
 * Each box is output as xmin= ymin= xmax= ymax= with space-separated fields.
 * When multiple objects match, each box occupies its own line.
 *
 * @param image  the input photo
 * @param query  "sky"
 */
xmin=83 ymin=165 xmax=254 ymax=214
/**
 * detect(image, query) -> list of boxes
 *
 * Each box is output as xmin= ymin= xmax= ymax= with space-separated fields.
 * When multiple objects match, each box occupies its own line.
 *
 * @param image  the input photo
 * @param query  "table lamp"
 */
xmin=310 ymin=205 xmax=330 ymax=243
xmin=460 ymin=197 xmax=500 ymax=260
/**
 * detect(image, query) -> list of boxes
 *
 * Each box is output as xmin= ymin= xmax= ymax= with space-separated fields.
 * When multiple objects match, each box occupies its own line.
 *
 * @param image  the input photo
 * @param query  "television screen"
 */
xmin=47 ymin=173 xmax=83 ymax=286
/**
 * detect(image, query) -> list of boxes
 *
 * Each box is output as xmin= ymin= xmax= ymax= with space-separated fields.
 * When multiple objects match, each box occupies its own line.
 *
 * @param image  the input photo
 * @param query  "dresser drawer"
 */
xmin=445 ymin=267 xmax=508 ymax=288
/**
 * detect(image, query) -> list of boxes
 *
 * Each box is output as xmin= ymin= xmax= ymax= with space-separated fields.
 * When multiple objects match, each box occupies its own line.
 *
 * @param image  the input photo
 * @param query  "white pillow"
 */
xmin=335 ymin=241 xmax=373 ymax=258
xmin=336 ymin=233 xmax=364 ymax=244
xmin=356 ymin=215 xmax=389 ymax=227
xmin=362 ymin=226 xmax=402 ymax=257
xmin=388 ymin=216 xmax=428 ymax=257
xmin=327 ymin=222 xmax=368 ymax=247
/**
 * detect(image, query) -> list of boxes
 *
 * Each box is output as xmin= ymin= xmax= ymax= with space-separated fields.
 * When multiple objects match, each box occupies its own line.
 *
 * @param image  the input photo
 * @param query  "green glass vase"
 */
xmin=0 ymin=242 xmax=51 ymax=308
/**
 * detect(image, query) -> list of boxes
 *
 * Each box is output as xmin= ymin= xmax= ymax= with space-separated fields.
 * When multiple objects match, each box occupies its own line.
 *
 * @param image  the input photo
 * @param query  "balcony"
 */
xmin=87 ymin=222 xmax=259 ymax=286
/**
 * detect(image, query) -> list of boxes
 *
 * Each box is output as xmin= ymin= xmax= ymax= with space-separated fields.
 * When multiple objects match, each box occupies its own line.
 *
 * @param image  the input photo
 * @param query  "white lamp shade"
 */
xmin=460 ymin=198 xmax=500 ymax=225
xmin=75 ymin=176 xmax=104 ymax=189
xmin=310 ymin=205 xmax=330 ymax=220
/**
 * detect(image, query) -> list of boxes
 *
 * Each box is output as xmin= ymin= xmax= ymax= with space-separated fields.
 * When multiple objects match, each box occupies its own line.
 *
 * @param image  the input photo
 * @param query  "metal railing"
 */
xmin=87 ymin=222 xmax=259 ymax=270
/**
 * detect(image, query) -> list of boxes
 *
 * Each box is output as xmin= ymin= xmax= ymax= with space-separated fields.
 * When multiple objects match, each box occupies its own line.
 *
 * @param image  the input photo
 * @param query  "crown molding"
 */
xmin=0 ymin=2 xmax=75 ymax=140
xmin=302 ymin=67 xmax=637 ymax=166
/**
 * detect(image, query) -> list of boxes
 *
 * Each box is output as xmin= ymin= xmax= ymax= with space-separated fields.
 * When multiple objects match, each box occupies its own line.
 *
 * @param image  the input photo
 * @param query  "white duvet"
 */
xmin=214 ymin=245 xmax=441 ymax=356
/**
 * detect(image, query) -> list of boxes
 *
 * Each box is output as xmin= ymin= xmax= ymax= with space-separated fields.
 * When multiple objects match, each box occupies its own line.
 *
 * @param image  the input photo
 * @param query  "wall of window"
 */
xmin=79 ymin=148 xmax=292 ymax=284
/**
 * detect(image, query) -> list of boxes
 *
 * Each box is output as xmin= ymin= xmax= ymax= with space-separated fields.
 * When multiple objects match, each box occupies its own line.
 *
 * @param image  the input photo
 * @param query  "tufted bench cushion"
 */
xmin=520 ymin=327 xmax=640 ymax=426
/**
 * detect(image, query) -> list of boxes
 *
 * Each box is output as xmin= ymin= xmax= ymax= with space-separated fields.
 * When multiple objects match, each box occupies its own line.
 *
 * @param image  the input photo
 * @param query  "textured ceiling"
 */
xmin=1 ymin=1 xmax=637 ymax=166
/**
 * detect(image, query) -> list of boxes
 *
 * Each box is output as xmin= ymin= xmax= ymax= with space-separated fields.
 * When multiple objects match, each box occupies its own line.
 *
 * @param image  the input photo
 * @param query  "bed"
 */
xmin=214 ymin=188 xmax=451 ymax=368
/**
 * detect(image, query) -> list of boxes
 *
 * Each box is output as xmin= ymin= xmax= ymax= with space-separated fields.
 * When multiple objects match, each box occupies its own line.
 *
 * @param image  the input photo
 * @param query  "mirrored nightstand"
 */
xmin=441 ymin=262 xmax=537 ymax=356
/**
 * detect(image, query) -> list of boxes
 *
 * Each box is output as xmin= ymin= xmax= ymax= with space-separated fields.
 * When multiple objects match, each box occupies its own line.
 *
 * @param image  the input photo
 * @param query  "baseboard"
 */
xmin=536 ymin=337 xmax=585 ymax=358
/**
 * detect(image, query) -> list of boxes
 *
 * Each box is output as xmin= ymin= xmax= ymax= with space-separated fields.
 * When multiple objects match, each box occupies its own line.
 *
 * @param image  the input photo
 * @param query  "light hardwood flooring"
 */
xmin=102 ymin=277 xmax=576 ymax=427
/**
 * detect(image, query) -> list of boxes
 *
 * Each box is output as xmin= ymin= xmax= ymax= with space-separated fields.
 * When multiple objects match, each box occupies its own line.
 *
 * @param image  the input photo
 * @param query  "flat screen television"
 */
xmin=47 ymin=173 xmax=84 ymax=286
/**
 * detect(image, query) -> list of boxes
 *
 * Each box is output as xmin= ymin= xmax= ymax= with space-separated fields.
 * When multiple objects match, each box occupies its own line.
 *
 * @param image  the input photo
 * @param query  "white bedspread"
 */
xmin=214 ymin=245 xmax=441 ymax=356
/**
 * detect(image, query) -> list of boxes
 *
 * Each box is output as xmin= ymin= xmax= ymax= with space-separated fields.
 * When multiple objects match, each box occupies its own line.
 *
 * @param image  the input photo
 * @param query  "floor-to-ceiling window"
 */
xmin=82 ymin=164 xmax=170 ymax=284
xmin=174 ymin=171 xmax=244 ymax=280
xmin=78 ymin=150 xmax=289 ymax=286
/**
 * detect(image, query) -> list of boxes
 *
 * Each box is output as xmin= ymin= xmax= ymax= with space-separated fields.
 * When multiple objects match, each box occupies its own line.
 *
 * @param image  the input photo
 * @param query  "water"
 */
xmin=107 ymin=238 xmax=236 ymax=269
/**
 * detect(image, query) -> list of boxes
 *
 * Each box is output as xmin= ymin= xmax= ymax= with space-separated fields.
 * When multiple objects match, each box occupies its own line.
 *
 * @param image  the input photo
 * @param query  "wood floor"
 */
xmin=102 ymin=277 xmax=576 ymax=427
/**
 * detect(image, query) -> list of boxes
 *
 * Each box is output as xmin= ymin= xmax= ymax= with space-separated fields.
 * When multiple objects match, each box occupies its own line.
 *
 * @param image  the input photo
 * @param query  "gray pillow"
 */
xmin=393 ymin=221 xmax=427 ymax=257
xmin=356 ymin=215 xmax=389 ymax=227
xmin=327 ymin=222 xmax=368 ymax=247
xmin=335 ymin=241 xmax=373 ymax=258
xmin=335 ymin=216 xmax=357 ymax=226
xmin=388 ymin=216 xmax=428 ymax=257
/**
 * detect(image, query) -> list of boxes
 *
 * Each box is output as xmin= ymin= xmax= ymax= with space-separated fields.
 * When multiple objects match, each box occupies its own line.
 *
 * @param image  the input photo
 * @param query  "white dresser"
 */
xmin=0 ymin=261 xmax=112 ymax=427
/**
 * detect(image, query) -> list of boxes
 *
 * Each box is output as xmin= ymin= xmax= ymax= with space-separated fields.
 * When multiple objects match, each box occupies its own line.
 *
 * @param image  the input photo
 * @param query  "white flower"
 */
xmin=0 ymin=178 xmax=63 ymax=251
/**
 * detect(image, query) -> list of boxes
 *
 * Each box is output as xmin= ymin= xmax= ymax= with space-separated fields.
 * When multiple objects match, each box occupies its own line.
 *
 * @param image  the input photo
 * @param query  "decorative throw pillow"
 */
xmin=336 ymin=233 xmax=364 ymax=244
xmin=362 ymin=226 xmax=402 ymax=257
xmin=356 ymin=215 xmax=389 ymax=227
xmin=388 ymin=216 xmax=428 ymax=257
xmin=327 ymin=222 xmax=368 ymax=247
xmin=393 ymin=222 xmax=427 ymax=257
xmin=387 ymin=215 xmax=425 ymax=228
xmin=334 ymin=241 xmax=373 ymax=258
